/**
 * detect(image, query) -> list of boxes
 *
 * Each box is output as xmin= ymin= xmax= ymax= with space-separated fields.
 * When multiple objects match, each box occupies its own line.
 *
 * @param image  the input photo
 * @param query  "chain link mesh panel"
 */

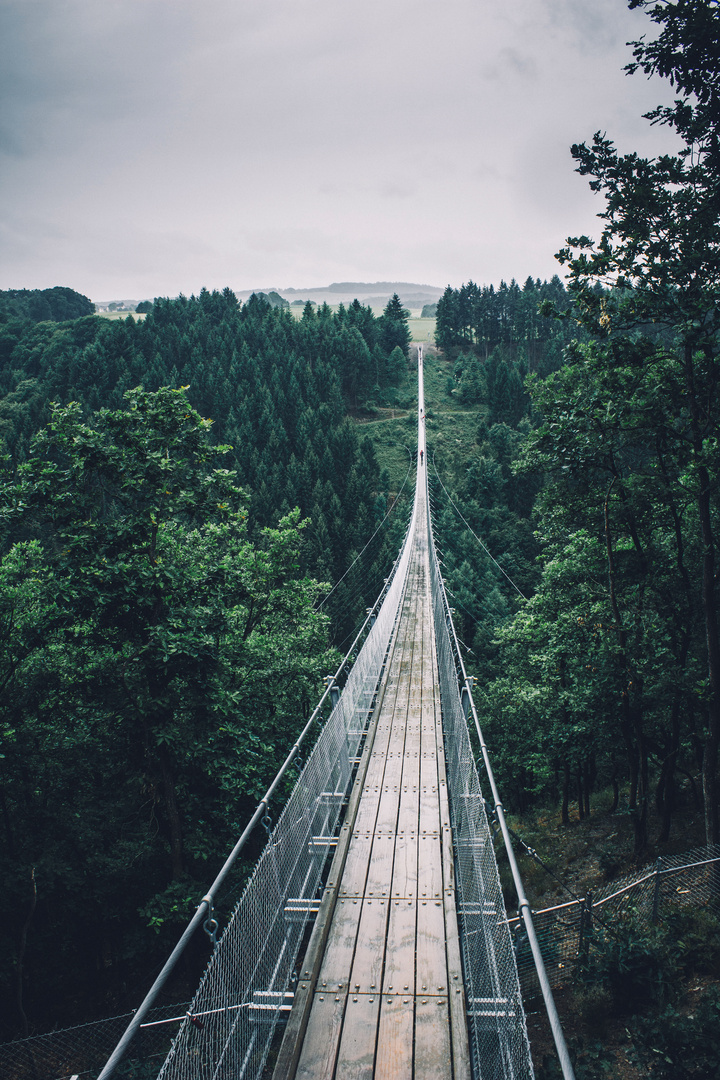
xmin=155 ymin=507 xmax=417 ymax=1080
xmin=511 ymin=846 xmax=720 ymax=994
xmin=428 ymin=536 xmax=534 ymax=1080
xmin=0 ymin=1003 xmax=190 ymax=1080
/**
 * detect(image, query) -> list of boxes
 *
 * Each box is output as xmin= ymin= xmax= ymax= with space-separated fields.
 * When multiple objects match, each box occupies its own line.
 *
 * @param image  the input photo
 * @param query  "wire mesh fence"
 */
xmin=510 ymin=845 xmax=720 ymax=997
xmin=6 ymin=848 xmax=717 ymax=1080
xmin=0 ymin=1002 xmax=190 ymax=1080
xmin=428 ymin=523 xmax=534 ymax=1080
xmin=152 ymin=505 xmax=417 ymax=1080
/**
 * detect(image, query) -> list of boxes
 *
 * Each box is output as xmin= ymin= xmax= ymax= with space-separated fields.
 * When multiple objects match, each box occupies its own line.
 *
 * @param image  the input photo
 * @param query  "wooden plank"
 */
xmin=381 ymin=899 xmax=416 ymax=994
xmin=417 ymin=831 xmax=443 ymax=899
xmin=418 ymin=782 xmax=441 ymax=838
xmin=338 ymin=830 xmax=373 ymax=898
xmin=396 ymin=781 xmax=420 ymax=837
xmin=317 ymin=895 xmax=363 ymax=990
xmin=443 ymin=897 xmax=472 ymax=1080
xmin=416 ymin=897 xmax=449 ymax=997
xmin=375 ymin=995 xmax=414 ymax=1080
xmin=333 ymin=993 xmax=381 ymax=1080
xmin=375 ymin=781 xmax=402 ymax=833
xmin=348 ymin=897 xmax=390 ymax=993
xmin=352 ymin=782 xmax=383 ymax=835
xmin=439 ymin=768 xmax=472 ymax=1080
xmin=364 ymin=832 xmax=396 ymax=898
xmin=414 ymin=996 xmax=452 ymax=1080
xmin=397 ymin=779 xmax=420 ymax=835
xmin=419 ymin=741 xmax=441 ymax=832
xmin=294 ymin=992 xmax=346 ymax=1080
xmin=390 ymin=830 xmax=418 ymax=899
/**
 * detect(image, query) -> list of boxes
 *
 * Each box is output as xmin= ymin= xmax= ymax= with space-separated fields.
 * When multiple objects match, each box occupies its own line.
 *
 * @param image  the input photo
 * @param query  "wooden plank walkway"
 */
xmin=273 ymin=477 xmax=471 ymax=1079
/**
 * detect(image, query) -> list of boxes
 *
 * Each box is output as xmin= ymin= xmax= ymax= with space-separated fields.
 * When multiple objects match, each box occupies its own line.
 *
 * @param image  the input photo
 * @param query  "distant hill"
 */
xmin=235 ymin=281 xmax=444 ymax=310
xmin=0 ymin=286 xmax=94 ymax=322
xmin=92 ymin=282 xmax=446 ymax=316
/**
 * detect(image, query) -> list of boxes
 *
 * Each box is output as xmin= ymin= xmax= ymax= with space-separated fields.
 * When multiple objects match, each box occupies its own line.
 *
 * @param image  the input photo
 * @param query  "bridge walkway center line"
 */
xmin=272 ymin=438 xmax=471 ymax=1079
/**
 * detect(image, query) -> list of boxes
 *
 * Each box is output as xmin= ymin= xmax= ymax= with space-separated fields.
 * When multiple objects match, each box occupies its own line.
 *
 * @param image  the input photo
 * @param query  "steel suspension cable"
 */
xmin=317 ymin=453 xmax=414 ymax=609
xmin=430 ymin=451 xmax=527 ymax=600
xmin=427 ymin=509 xmax=576 ymax=1080
xmin=96 ymin=520 xmax=414 ymax=1080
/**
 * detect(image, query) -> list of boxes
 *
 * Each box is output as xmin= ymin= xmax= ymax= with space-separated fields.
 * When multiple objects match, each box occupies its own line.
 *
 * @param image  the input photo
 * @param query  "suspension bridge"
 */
xmin=99 ymin=348 xmax=573 ymax=1080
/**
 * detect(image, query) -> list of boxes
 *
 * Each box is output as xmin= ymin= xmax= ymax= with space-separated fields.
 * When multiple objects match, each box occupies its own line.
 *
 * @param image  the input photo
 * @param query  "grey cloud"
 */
xmin=0 ymin=0 xmax=682 ymax=298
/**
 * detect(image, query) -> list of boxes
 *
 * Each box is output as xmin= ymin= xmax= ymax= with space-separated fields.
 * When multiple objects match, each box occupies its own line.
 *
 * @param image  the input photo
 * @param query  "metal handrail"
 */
xmin=423 ymin=472 xmax=576 ymax=1079
xmin=97 ymin=505 xmax=415 ymax=1080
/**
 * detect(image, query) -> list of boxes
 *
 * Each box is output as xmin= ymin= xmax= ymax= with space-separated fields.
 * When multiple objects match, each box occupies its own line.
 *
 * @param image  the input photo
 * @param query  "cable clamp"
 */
xmin=202 ymin=899 xmax=219 ymax=948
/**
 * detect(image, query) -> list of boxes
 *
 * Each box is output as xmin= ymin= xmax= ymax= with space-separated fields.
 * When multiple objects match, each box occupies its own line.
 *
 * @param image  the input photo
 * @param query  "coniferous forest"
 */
xmin=1 ymin=1 xmax=720 ymax=1075
xmin=0 ymin=292 xmax=412 ymax=1037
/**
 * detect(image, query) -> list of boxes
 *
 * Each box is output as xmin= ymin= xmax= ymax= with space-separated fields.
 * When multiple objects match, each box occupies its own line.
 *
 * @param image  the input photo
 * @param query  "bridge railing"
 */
xmin=510 ymin=846 xmax=720 ymax=996
xmin=427 ymin=513 xmax=534 ymax=1080
xmin=425 ymin=470 xmax=575 ymax=1080
xmin=153 ymin=499 xmax=418 ymax=1080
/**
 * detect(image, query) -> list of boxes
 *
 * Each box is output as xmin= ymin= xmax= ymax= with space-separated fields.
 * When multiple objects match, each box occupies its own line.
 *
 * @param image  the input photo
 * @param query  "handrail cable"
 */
xmin=323 ymin=494 xmax=417 ymax=654
xmin=102 ymin=347 xmax=572 ymax=1080
xmin=95 ymin=516 xmax=414 ymax=1080
xmin=495 ymin=808 xmax=617 ymax=936
xmin=317 ymin=452 xmax=414 ymax=608
xmin=427 ymin=498 xmax=576 ymax=1080
xmin=431 ymin=451 xmax=527 ymax=600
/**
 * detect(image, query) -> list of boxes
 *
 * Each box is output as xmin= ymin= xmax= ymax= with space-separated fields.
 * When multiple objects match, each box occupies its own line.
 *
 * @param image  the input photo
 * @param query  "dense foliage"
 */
xmin=2 ymin=1 xmax=719 ymax=1059
xmin=0 ymin=388 xmax=342 ymax=1037
xmin=432 ymin=1 xmax=720 ymax=863
xmin=434 ymin=275 xmax=594 ymax=375
xmin=0 ymin=287 xmax=94 ymax=324
xmin=0 ymin=292 xmax=412 ymax=1037
xmin=426 ymin=278 xmax=585 ymax=694
xmin=0 ymin=289 xmax=412 ymax=644
xmin=537 ymin=907 xmax=720 ymax=1080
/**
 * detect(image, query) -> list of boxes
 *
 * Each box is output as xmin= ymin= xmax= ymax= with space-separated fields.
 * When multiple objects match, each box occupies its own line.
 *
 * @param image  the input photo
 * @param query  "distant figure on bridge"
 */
xmin=420 ymin=450 xmax=423 ymax=465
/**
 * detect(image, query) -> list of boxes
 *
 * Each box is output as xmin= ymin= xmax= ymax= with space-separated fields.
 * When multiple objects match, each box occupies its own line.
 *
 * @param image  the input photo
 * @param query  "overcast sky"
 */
xmin=0 ymin=0 xmax=677 ymax=301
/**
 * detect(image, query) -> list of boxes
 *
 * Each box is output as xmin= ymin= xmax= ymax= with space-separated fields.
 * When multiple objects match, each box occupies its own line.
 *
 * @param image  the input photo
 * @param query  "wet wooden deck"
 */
xmin=273 ymin=480 xmax=470 ymax=1079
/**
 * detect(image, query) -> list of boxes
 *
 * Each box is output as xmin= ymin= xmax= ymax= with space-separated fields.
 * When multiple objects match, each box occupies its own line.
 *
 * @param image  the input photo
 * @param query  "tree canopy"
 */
xmin=0 ymin=387 xmax=340 ymax=1036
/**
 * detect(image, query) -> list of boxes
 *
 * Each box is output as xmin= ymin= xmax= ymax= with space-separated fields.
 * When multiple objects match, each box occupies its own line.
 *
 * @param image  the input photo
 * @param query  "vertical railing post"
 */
xmin=578 ymin=898 xmax=586 ymax=957
xmin=460 ymin=677 xmax=476 ymax=720
xmin=651 ymin=857 xmax=663 ymax=923
xmin=578 ymin=891 xmax=594 ymax=958
xmin=324 ymin=676 xmax=340 ymax=709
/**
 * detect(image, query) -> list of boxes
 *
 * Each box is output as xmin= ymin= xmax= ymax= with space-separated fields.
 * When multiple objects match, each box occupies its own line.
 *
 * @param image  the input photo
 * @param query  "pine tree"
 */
xmin=380 ymin=294 xmax=412 ymax=358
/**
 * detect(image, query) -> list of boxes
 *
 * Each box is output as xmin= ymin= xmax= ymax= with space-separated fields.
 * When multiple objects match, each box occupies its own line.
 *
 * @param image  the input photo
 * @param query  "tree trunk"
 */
xmin=15 ymin=867 xmax=36 ymax=1037
xmin=0 ymin=784 xmax=15 ymax=857
xmin=583 ymin=758 xmax=592 ymax=818
xmin=605 ymin=480 xmax=646 ymax=847
xmin=677 ymin=766 xmax=701 ymax=809
xmin=658 ymin=768 xmax=675 ymax=845
xmin=633 ymin=693 xmax=649 ymax=859
xmin=158 ymin=744 xmax=185 ymax=879
xmin=561 ymin=759 xmax=570 ymax=825
xmin=658 ymin=696 xmax=682 ymax=844
xmin=609 ymin=754 xmax=620 ymax=813
xmin=655 ymin=436 xmax=693 ymax=845
xmin=685 ymin=342 xmax=720 ymax=845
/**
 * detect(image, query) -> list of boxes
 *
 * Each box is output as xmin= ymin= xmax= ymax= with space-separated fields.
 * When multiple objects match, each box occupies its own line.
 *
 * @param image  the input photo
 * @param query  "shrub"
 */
xmin=629 ymin=986 xmax=720 ymax=1078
